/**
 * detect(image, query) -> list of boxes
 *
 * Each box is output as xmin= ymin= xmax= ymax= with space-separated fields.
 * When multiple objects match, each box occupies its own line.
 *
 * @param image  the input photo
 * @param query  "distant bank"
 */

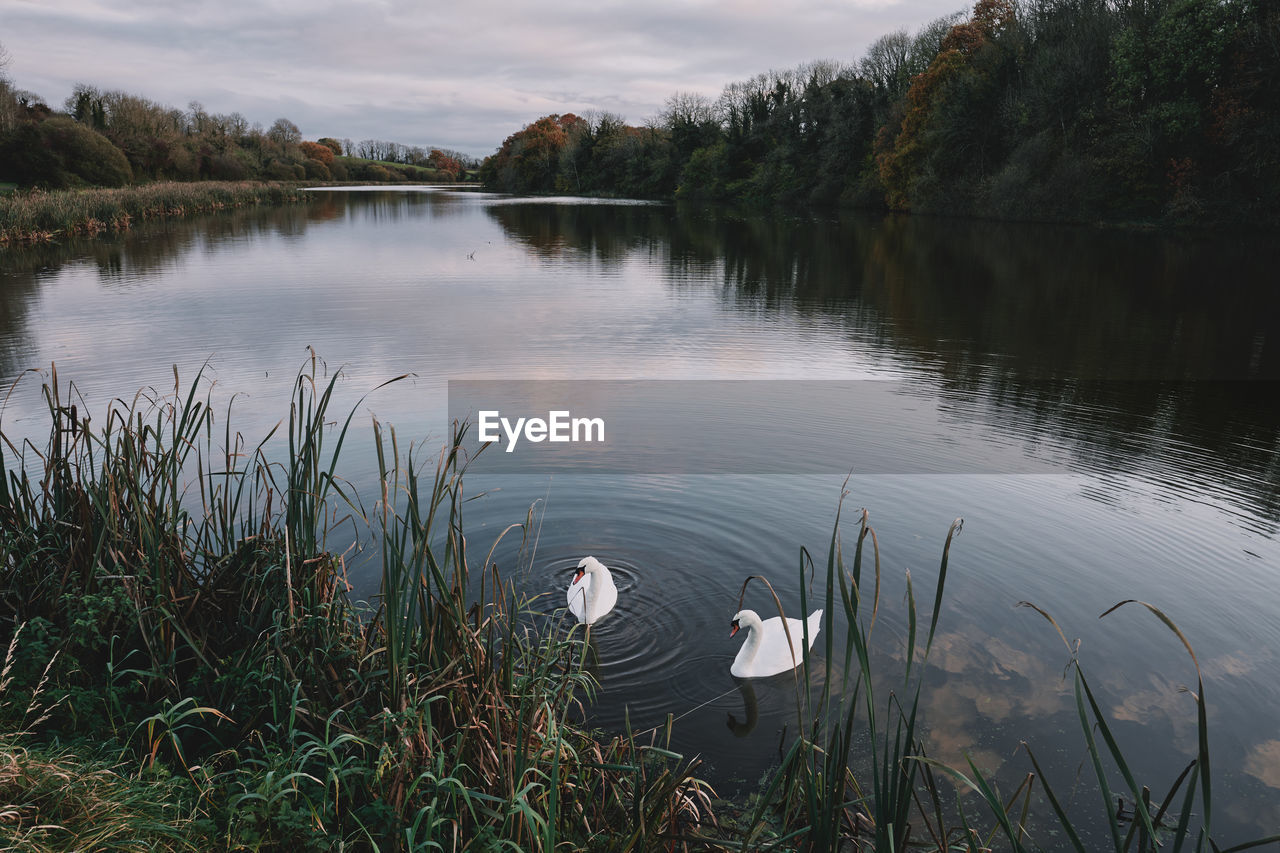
xmin=480 ymin=0 xmax=1280 ymax=230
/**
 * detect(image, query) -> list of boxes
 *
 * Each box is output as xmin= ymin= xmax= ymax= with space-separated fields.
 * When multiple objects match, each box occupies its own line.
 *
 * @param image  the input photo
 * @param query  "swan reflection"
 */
xmin=726 ymin=678 xmax=759 ymax=737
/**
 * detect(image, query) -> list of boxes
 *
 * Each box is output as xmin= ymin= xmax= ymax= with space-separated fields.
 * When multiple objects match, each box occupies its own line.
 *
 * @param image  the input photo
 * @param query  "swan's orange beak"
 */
xmin=572 ymin=568 xmax=586 ymax=584
xmin=729 ymin=620 xmax=740 ymax=639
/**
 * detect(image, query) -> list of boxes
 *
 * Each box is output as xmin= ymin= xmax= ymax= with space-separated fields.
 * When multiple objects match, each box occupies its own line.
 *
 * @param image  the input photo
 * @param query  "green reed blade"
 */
xmin=1078 ymin=666 xmax=1161 ymax=845
xmin=1075 ymin=668 xmax=1124 ymax=850
xmin=1172 ymin=758 xmax=1200 ymax=853
xmin=1024 ymin=742 xmax=1089 ymax=853
xmin=1102 ymin=600 xmax=1213 ymax=847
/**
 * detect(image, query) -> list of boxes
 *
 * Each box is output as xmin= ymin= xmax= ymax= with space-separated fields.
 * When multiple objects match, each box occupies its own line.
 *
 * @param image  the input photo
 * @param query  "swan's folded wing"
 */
xmin=756 ymin=617 xmax=807 ymax=671
xmin=596 ymin=575 xmax=618 ymax=620
xmin=806 ymin=610 xmax=823 ymax=645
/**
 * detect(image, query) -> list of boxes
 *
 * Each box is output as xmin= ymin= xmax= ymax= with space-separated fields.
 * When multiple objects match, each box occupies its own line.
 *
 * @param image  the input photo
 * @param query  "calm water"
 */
xmin=2 ymin=188 xmax=1278 ymax=842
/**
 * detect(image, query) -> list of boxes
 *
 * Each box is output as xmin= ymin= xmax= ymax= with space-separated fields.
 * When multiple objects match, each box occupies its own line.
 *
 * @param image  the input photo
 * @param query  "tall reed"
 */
xmin=737 ymin=489 xmax=1280 ymax=851
xmin=0 ymin=359 xmax=714 ymax=850
xmin=0 ymin=181 xmax=311 ymax=244
xmin=729 ymin=494 xmax=962 ymax=850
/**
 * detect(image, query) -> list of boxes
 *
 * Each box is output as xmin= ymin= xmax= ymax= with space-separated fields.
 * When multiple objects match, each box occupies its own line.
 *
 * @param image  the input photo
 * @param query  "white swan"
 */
xmin=729 ymin=608 xmax=823 ymax=678
xmin=566 ymin=556 xmax=618 ymax=625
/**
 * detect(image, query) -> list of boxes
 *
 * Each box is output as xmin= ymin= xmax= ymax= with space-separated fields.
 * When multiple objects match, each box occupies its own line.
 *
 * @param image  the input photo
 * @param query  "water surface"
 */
xmin=2 ymin=188 xmax=1277 ymax=842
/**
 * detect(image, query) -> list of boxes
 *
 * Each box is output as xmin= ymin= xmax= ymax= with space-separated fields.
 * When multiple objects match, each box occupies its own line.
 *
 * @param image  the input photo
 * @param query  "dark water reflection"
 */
xmin=489 ymin=202 xmax=1279 ymax=378
xmin=2 ymin=189 xmax=1278 ymax=842
xmin=488 ymin=201 xmax=1280 ymax=529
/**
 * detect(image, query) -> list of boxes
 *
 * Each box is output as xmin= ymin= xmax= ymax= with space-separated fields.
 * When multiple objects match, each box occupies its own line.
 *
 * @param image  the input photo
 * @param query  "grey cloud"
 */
xmin=1 ymin=0 xmax=966 ymax=157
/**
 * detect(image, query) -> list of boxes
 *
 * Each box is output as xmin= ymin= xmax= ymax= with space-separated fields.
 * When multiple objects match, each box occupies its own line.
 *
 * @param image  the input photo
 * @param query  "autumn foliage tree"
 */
xmin=427 ymin=148 xmax=463 ymax=180
xmin=479 ymin=114 xmax=588 ymax=193
xmin=471 ymin=0 xmax=1276 ymax=225
xmin=299 ymin=140 xmax=334 ymax=166
xmin=0 ymin=56 xmax=483 ymax=190
xmin=316 ymin=137 xmax=345 ymax=156
xmin=876 ymin=0 xmax=1017 ymax=210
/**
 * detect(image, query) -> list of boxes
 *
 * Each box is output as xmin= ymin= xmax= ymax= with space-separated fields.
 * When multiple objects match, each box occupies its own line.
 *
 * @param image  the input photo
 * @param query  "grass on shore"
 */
xmin=0 ymin=356 xmax=713 ymax=850
xmin=0 ymin=181 xmax=313 ymax=244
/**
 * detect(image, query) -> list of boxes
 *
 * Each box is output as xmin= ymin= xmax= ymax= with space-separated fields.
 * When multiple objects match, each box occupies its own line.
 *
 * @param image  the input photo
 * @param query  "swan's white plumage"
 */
xmin=729 ymin=608 xmax=822 ymax=678
xmin=566 ymin=556 xmax=618 ymax=625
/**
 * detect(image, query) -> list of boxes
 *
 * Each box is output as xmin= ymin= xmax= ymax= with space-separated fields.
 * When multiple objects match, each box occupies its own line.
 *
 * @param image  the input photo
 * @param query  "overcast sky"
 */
xmin=1 ymin=0 xmax=967 ymax=158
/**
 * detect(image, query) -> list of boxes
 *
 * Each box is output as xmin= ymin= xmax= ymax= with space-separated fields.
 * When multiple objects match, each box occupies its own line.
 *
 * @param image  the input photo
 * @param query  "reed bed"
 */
xmin=0 ymin=357 xmax=711 ymax=850
xmin=0 ymin=181 xmax=311 ymax=244
xmin=731 ymin=492 xmax=1280 ymax=852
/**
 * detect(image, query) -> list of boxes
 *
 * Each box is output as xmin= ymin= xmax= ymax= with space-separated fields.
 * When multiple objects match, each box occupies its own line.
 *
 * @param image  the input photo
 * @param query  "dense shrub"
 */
xmin=302 ymin=157 xmax=331 ymax=181
xmin=0 ymin=117 xmax=132 ymax=188
xmin=207 ymin=150 xmax=252 ymax=181
xmin=0 ymin=123 xmax=61 ymax=187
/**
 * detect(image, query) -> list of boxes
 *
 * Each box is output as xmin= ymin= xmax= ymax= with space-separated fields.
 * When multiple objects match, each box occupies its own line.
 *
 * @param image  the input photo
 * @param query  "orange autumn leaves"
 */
xmin=876 ymin=0 xmax=1016 ymax=210
xmin=482 ymin=113 xmax=589 ymax=193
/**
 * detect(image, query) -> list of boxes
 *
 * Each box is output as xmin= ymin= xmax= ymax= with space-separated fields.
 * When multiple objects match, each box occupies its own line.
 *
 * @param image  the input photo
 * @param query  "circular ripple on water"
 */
xmin=495 ymin=477 xmax=840 ymax=727
xmin=593 ymin=568 xmax=730 ymax=721
xmin=518 ymin=558 xmax=742 ymax=724
xmin=523 ymin=554 xmax=646 ymax=615
xmin=519 ymin=550 xmax=918 ymax=732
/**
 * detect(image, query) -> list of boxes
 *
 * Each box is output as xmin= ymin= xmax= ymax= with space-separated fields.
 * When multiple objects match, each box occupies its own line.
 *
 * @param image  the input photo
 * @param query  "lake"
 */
xmin=1 ymin=187 xmax=1277 ymax=843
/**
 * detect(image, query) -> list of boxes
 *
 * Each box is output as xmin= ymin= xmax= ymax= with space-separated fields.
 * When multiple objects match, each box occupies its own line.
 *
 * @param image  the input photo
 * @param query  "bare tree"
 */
xmin=224 ymin=111 xmax=249 ymax=139
xmin=799 ymin=59 xmax=847 ymax=88
xmin=662 ymin=91 xmax=716 ymax=130
xmin=0 ymin=42 xmax=17 ymax=135
xmin=860 ymin=29 xmax=913 ymax=92
xmin=268 ymin=117 xmax=301 ymax=148
xmin=912 ymin=12 xmax=966 ymax=70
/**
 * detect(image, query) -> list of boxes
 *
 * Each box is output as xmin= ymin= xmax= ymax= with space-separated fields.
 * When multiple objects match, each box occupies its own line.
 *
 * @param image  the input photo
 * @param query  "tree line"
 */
xmin=479 ymin=0 xmax=1279 ymax=227
xmin=0 ymin=54 xmax=478 ymax=189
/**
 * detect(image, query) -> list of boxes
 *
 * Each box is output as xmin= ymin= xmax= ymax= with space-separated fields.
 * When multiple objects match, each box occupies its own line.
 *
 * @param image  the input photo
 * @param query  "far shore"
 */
xmin=0 ymin=178 xmax=475 ymax=245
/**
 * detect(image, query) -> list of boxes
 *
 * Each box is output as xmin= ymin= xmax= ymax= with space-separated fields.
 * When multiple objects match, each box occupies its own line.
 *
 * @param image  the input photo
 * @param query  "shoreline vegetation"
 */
xmin=1 ymin=0 xmax=1275 ymax=238
xmin=0 ymin=52 xmax=482 ymax=247
xmin=0 ymin=69 xmax=480 ymax=194
xmin=479 ymin=0 xmax=1279 ymax=229
xmin=0 ymin=181 xmax=313 ymax=244
xmin=1 ymin=360 xmax=1276 ymax=850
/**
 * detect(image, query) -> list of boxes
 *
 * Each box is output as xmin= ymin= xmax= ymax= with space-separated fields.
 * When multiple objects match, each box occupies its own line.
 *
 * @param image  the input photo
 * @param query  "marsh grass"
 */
xmin=731 ymin=488 xmax=1280 ymax=852
xmin=0 ymin=181 xmax=311 ymax=244
xmin=0 ymin=737 xmax=207 ymax=852
xmin=0 ymin=356 xmax=713 ymax=850
xmin=723 ymin=498 xmax=962 ymax=851
xmin=0 ymin=621 xmax=207 ymax=850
